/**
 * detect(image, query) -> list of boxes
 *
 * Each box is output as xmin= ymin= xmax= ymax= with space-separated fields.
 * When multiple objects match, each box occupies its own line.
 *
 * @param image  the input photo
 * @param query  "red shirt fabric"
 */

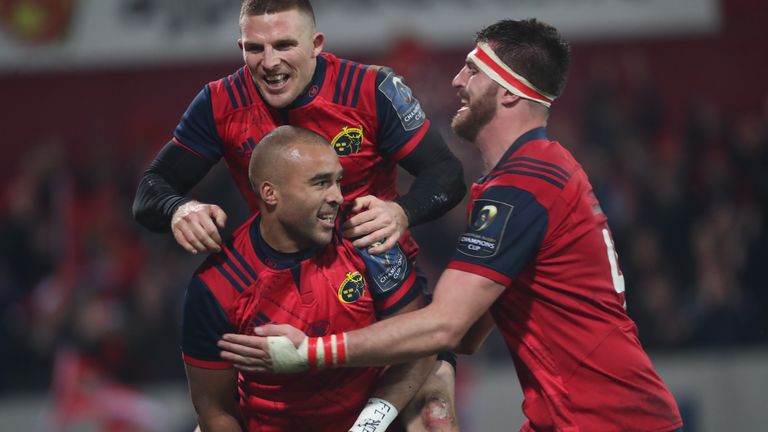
xmin=447 ymin=128 xmax=683 ymax=432
xmin=182 ymin=215 xmax=422 ymax=431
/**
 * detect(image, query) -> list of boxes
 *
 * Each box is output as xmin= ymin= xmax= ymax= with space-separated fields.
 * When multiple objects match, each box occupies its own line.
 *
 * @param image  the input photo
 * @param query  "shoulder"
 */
xmin=195 ymin=219 xmax=260 ymax=302
xmin=206 ymin=66 xmax=262 ymax=113
xmin=322 ymin=53 xmax=379 ymax=110
xmin=488 ymin=140 xmax=580 ymax=204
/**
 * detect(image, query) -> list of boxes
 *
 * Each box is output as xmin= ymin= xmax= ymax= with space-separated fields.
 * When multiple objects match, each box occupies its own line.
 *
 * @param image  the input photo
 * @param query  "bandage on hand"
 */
xmin=266 ymin=333 xmax=347 ymax=373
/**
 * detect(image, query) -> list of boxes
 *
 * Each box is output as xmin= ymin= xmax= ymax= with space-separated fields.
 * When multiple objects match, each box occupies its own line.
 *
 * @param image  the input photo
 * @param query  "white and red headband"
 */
xmin=467 ymin=41 xmax=556 ymax=108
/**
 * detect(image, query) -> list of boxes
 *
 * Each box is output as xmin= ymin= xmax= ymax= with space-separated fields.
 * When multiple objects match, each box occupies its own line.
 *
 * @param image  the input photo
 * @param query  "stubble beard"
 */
xmin=451 ymin=86 xmax=498 ymax=142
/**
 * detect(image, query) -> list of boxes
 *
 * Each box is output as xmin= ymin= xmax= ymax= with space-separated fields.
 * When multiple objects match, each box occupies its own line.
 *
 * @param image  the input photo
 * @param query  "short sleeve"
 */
xmin=448 ymin=185 xmax=548 ymax=286
xmin=356 ymin=244 xmax=422 ymax=317
xmin=374 ymin=68 xmax=430 ymax=160
xmin=172 ymin=85 xmax=223 ymax=162
xmin=181 ymin=275 xmax=236 ymax=369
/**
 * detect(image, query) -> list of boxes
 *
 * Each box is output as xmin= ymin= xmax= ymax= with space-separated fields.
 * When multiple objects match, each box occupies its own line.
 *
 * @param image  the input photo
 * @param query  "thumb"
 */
xmin=351 ymin=195 xmax=375 ymax=213
xmin=254 ymin=323 xmax=292 ymax=336
xmin=212 ymin=206 xmax=228 ymax=228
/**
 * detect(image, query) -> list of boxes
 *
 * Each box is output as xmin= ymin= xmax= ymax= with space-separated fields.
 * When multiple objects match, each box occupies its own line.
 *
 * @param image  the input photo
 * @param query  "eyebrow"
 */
xmin=308 ymin=168 xmax=343 ymax=183
xmin=308 ymin=172 xmax=333 ymax=183
xmin=243 ymin=38 xmax=298 ymax=50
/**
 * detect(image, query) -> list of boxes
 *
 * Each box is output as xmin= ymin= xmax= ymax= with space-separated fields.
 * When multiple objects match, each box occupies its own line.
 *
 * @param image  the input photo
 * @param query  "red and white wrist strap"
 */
xmin=266 ymin=333 xmax=348 ymax=373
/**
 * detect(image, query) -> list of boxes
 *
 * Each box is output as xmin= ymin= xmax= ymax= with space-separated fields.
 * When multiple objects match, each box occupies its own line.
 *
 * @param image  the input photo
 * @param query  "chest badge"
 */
xmin=338 ymin=271 xmax=366 ymax=303
xmin=331 ymin=126 xmax=363 ymax=156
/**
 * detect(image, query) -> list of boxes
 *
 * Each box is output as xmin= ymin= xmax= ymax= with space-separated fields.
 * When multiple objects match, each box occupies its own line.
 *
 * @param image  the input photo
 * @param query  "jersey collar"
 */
xmin=282 ymin=54 xmax=328 ymax=111
xmin=478 ymin=127 xmax=548 ymax=184
xmin=250 ymin=215 xmax=320 ymax=270
xmin=496 ymin=127 xmax=547 ymax=169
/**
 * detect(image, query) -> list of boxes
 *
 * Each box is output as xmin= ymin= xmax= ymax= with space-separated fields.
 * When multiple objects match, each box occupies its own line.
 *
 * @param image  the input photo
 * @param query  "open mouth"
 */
xmin=317 ymin=210 xmax=337 ymax=228
xmin=262 ymin=73 xmax=289 ymax=90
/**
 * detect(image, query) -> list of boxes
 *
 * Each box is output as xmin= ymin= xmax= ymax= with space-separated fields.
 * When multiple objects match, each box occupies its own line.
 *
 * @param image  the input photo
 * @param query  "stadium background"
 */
xmin=0 ymin=0 xmax=766 ymax=430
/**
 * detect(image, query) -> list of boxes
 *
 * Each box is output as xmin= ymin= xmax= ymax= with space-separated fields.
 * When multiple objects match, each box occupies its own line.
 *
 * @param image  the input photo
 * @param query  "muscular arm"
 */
xmin=344 ymin=269 xmax=503 ymax=367
xmin=185 ymin=365 xmax=243 ymax=432
xmin=245 ymin=270 xmax=504 ymax=371
xmin=395 ymin=126 xmax=467 ymax=227
xmin=132 ymin=141 xmax=213 ymax=232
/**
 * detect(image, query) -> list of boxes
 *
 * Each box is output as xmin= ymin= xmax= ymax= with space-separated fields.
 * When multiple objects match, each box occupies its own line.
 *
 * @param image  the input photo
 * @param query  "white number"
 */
xmin=602 ymin=228 xmax=626 ymax=308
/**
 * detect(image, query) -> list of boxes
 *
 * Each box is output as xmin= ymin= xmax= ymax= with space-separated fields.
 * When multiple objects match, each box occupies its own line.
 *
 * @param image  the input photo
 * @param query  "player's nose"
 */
xmin=328 ymin=183 xmax=343 ymax=205
xmin=262 ymin=46 xmax=281 ymax=69
xmin=452 ymin=66 xmax=468 ymax=88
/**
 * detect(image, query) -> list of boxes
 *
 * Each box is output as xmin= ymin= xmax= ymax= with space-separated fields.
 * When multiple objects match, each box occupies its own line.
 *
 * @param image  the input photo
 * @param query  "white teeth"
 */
xmin=265 ymin=74 xmax=287 ymax=83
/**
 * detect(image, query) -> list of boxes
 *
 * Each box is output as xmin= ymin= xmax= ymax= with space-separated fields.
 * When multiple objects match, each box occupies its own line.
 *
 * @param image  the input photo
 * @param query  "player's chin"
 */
xmin=311 ymin=227 xmax=334 ymax=247
xmin=258 ymin=86 xmax=295 ymax=108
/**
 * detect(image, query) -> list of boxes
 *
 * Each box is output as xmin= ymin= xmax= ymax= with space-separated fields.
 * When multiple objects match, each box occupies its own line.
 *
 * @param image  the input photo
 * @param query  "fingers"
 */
xmin=171 ymin=202 xmax=227 ymax=254
xmin=212 ymin=205 xmax=228 ymax=229
xmin=348 ymin=195 xmax=376 ymax=214
xmin=218 ymin=334 xmax=272 ymax=373
xmin=252 ymin=323 xmax=296 ymax=337
xmin=218 ymin=348 xmax=270 ymax=373
xmin=342 ymin=197 xmax=408 ymax=253
xmin=366 ymin=234 xmax=398 ymax=255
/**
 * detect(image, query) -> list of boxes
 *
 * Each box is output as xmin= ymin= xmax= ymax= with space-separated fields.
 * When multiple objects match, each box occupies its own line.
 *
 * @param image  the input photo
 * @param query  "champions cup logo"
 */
xmin=331 ymin=126 xmax=363 ymax=156
xmin=338 ymin=271 xmax=366 ymax=303
xmin=472 ymin=205 xmax=498 ymax=231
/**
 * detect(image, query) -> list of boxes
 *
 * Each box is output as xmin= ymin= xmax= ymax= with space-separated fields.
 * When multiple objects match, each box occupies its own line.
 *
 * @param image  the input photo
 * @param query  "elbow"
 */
xmin=434 ymin=322 xmax=467 ymax=353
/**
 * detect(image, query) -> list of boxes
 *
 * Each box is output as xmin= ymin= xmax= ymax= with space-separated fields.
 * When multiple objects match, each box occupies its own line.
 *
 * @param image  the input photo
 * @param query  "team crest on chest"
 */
xmin=331 ymin=126 xmax=363 ymax=156
xmin=338 ymin=271 xmax=366 ymax=303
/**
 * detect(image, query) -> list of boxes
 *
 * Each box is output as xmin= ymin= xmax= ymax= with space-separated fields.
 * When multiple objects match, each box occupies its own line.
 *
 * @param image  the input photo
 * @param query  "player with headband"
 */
xmin=219 ymin=18 xmax=684 ymax=432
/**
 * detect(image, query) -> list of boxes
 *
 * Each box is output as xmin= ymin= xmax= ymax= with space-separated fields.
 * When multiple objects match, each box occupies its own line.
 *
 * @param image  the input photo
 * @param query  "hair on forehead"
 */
xmin=248 ymin=125 xmax=330 ymax=188
xmin=240 ymin=0 xmax=316 ymax=26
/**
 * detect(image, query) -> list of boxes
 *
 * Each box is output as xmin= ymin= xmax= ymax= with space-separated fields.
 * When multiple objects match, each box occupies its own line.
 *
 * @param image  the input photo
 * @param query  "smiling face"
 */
xmin=450 ymin=58 xmax=500 ymax=142
xmin=270 ymin=142 xmax=344 ymax=251
xmin=239 ymin=9 xmax=324 ymax=108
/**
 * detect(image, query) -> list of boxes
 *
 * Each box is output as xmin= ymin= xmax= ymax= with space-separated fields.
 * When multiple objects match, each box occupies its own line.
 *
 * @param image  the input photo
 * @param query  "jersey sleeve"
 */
xmin=374 ymin=67 xmax=430 ymax=161
xmin=447 ymin=185 xmax=548 ymax=286
xmin=172 ymin=85 xmax=223 ymax=162
xmin=356 ymin=244 xmax=422 ymax=317
xmin=181 ymin=274 xmax=236 ymax=369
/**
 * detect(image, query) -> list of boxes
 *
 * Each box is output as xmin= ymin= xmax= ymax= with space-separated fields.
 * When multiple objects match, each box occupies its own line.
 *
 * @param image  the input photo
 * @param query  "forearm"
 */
xmin=396 ymin=127 xmax=467 ymax=227
xmin=133 ymin=171 xmax=191 ymax=232
xmin=345 ymin=307 xmax=457 ymax=367
xmin=370 ymin=355 xmax=437 ymax=411
xmin=132 ymin=141 xmax=212 ymax=232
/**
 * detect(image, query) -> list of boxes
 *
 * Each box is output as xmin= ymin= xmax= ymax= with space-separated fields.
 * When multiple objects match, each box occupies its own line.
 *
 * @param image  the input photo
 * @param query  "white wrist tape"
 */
xmin=348 ymin=398 xmax=398 ymax=432
xmin=266 ymin=336 xmax=308 ymax=373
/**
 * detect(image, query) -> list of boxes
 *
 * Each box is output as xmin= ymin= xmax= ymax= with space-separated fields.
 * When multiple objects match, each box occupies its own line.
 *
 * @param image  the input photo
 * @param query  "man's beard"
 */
xmin=451 ymin=86 xmax=497 ymax=142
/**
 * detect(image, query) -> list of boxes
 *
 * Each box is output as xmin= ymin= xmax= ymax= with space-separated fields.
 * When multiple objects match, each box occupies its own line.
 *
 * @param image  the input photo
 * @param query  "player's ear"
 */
xmin=500 ymin=89 xmax=521 ymax=107
xmin=311 ymin=32 xmax=325 ymax=57
xmin=237 ymin=38 xmax=244 ymax=51
xmin=260 ymin=181 xmax=278 ymax=205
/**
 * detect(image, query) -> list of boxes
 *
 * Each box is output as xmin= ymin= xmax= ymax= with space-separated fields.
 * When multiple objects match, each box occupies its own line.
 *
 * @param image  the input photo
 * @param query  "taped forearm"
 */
xmin=396 ymin=127 xmax=466 ymax=226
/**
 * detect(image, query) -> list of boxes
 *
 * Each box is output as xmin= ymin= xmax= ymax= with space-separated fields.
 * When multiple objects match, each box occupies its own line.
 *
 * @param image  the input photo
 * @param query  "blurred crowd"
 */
xmin=1 ymin=43 xmax=767 ymax=429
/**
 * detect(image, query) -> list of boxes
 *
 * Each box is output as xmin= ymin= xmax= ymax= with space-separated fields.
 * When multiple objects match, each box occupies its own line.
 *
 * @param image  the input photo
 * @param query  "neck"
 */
xmin=474 ymin=105 xmax=547 ymax=172
xmin=259 ymin=214 xmax=307 ymax=254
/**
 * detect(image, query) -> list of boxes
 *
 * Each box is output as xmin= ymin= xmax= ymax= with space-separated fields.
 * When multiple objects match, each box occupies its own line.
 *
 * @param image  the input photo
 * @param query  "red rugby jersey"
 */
xmin=171 ymin=53 xmax=429 ymax=257
xmin=182 ymin=214 xmax=422 ymax=432
xmin=447 ymin=128 xmax=682 ymax=431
